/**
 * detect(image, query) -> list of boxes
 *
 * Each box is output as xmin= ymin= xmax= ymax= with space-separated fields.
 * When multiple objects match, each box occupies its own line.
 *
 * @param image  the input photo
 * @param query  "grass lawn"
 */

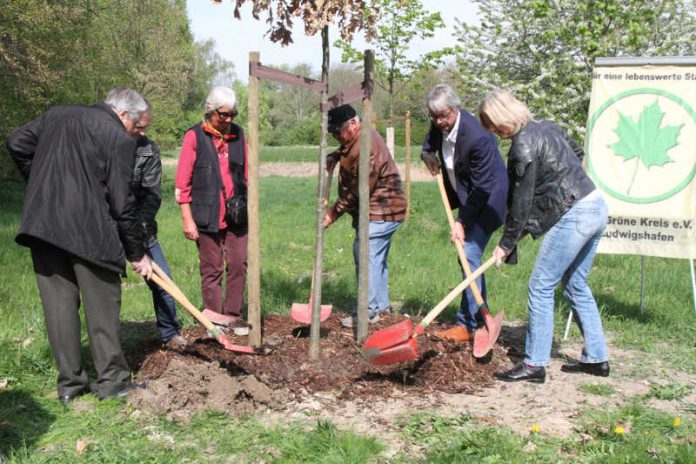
xmin=0 ymin=165 xmax=694 ymax=462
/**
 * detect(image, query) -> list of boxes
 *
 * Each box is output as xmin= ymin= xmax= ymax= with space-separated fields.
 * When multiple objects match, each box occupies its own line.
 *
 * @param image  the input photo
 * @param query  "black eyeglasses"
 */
xmin=216 ymin=109 xmax=238 ymax=119
xmin=428 ymin=107 xmax=453 ymax=123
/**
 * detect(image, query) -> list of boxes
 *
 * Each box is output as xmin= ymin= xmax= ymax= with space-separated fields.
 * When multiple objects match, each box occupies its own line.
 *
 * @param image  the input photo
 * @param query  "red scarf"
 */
xmin=202 ymin=121 xmax=236 ymax=151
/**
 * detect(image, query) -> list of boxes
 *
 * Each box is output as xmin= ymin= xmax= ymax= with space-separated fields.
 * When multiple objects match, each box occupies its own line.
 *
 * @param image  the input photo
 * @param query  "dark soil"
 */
xmin=133 ymin=313 xmax=504 ymax=401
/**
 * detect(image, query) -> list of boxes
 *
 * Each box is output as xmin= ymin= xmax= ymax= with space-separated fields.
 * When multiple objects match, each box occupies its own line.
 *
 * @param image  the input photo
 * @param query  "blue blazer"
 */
xmin=422 ymin=109 xmax=508 ymax=234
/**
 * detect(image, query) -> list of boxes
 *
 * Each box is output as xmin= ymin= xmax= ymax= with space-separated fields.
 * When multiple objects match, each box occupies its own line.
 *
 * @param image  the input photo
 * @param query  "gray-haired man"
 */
xmin=7 ymin=88 xmax=152 ymax=403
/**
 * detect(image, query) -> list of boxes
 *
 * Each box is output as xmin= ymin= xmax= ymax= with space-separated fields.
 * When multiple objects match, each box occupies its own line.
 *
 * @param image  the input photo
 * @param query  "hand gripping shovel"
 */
xmin=435 ymin=173 xmax=504 ymax=358
xmin=362 ymin=256 xmax=496 ymax=365
xmin=149 ymin=261 xmax=260 ymax=354
xmin=290 ymin=168 xmax=334 ymax=324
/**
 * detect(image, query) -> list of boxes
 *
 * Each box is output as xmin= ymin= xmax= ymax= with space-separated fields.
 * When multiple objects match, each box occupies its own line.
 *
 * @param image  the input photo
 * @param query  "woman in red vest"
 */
xmin=175 ymin=86 xmax=249 ymax=329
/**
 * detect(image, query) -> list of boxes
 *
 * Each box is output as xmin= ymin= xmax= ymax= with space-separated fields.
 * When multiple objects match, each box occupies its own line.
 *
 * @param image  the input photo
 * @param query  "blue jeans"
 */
xmin=525 ymin=190 xmax=608 ymax=366
xmin=146 ymin=241 xmax=181 ymax=342
xmin=456 ymin=222 xmax=494 ymax=330
xmin=353 ymin=221 xmax=402 ymax=318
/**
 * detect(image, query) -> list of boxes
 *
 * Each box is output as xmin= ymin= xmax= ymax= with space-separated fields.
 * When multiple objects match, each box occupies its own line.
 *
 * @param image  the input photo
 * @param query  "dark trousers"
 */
xmin=31 ymin=243 xmax=131 ymax=399
xmin=197 ymin=226 xmax=248 ymax=317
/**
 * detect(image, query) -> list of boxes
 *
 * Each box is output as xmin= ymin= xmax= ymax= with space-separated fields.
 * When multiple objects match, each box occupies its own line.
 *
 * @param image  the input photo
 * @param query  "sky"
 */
xmin=186 ymin=0 xmax=479 ymax=82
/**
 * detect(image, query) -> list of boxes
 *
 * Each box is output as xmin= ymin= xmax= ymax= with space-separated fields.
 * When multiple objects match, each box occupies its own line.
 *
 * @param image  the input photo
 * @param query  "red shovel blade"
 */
xmin=362 ymin=320 xmax=427 ymax=365
xmin=218 ymin=333 xmax=263 ymax=354
xmin=473 ymin=309 xmax=505 ymax=358
xmin=363 ymin=337 xmax=419 ymax=365
xmin=290 ymin=303 xmax=332 ymax=324
xmin=363 ymin=319 xmax=414 ymax=352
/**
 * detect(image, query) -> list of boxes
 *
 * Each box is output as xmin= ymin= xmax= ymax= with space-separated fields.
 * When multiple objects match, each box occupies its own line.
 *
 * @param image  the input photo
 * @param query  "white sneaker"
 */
xmin=341 ymin=314 xmax=380 ymax=328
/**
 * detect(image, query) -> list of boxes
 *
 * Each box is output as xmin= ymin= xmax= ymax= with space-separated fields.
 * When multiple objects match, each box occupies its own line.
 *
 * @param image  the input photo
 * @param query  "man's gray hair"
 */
xmin=426 ymin=84 xmax=461 ymax=113
xmin=205 ymin=86 xmax=236 ymax=114
xmin=105 ymin=88 xmax=148 ymax=121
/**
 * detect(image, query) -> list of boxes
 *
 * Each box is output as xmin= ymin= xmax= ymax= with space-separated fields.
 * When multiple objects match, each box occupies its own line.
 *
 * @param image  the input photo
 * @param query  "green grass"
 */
xmin=577 ymin=383 xmax=617 ymax=397
xmin=396 ymin=406 xmax=694 ymax=463
xmin=1 ymin=167 xmax=694 ymax=462
xmin=643 ymin=382 xmax=693 ymax=401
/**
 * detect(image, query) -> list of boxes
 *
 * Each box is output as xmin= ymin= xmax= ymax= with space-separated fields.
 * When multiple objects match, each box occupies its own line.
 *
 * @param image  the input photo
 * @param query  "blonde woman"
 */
xmin=479 ymin=89 xmax=609 ymax=384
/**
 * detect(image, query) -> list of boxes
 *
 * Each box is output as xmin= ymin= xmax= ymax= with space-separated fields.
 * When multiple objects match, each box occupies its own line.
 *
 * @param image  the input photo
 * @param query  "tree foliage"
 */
xmin=1 ymin=0 xmax=232 ymax=177
xmin=452 ymin=0 xmax=696 ymax=138
xmin=214 ymin=0 xmax=375 ymax=45
xmin=335 ymin=0 xmax=451 ymax=118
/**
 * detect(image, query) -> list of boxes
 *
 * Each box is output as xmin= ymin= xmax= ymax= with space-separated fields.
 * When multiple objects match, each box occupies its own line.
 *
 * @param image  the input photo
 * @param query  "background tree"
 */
xmin=452 ymin=0 xmax=696 ymax=138
xmin=1 ymin=0 xmax=234 ymax=177
xmin=0 ymin=1 xmax=92 ymax=176
xmin=335 ymin=0 xmax=451 ymax=120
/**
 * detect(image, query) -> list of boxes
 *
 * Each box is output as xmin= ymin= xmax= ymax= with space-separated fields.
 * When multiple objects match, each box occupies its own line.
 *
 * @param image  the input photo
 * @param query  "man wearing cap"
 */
xmin=324 ymin=104 xmax=407 ymax=328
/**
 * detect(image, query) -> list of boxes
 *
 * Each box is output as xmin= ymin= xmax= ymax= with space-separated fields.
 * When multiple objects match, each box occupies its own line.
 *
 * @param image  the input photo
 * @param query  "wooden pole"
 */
xmin=309 ymin=27 xmax=330 ymax=360
xmin=357 ymin=50 xmax=374 ymax=342
xmin=247 ymin=52 xmax=261 ymax=347
xmin=404 ymin=111 xmax=411 ymax=221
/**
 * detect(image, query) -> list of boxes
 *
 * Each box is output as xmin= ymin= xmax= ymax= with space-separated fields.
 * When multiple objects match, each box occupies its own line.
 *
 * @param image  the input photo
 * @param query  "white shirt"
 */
xmin=441 ymin=110 xmax=460 ymax=189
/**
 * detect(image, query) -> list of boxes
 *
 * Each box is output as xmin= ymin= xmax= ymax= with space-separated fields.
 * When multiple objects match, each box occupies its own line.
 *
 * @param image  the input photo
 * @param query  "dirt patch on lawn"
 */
xmin=162 ymin=159 xmax=434 ymax=182
xmin=126 ymin=314 xmax=695 ymax=445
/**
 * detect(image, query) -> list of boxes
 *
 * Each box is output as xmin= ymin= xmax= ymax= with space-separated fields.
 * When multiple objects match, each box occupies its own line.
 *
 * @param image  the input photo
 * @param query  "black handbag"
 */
xmin=217 ymin=144 xmax=247 ymax=228
xmin=225 ymin=194 xmax=247 ymax=227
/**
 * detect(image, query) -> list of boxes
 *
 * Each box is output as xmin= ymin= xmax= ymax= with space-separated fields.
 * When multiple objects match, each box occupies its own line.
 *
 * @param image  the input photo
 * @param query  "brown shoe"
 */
xmin=432 ymin=325 xmax=473 ymax=343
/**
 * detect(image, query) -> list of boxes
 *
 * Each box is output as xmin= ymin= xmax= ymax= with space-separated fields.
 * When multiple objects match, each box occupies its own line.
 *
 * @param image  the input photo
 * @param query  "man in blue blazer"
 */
xmin=421 ymin=84 xmax=508 ymax=343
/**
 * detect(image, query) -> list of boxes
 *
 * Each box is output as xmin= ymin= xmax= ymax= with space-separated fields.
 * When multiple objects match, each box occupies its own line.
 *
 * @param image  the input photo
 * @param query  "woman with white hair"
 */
xmin=175 ymin=86 xmax=248 ymax=328
xmin=478 ymin=89 xmax=609 ymax=384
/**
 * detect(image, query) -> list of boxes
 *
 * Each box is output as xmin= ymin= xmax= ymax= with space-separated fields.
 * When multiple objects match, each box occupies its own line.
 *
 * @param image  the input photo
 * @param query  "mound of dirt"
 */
xmin=129 ymin=357 xmax=283 ymax=422
xmin=130 ymin=314 xmax=503 ymax=420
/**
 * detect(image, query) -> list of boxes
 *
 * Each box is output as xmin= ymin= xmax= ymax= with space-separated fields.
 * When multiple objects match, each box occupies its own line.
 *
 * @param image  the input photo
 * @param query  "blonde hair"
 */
xmin=478 ymin=89 xmax=533 ymax=136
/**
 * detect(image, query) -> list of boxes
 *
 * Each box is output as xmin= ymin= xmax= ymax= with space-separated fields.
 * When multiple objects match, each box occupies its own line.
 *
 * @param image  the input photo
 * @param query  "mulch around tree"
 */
xmin=133 ymin=313 xmax=505 ymax=401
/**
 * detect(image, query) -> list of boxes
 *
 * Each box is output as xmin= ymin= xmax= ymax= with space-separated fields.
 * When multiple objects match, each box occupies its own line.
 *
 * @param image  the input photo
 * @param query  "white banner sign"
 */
xmin=586 ymin=60 xmax=696 ymax=259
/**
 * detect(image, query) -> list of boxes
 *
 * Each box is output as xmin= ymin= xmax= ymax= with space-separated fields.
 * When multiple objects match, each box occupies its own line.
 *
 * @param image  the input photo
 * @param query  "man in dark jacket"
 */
xmin=6 ymin=88 xmax=152 ymax=403
xmin=130 ymin=105 xmax=185 ymax=350
xmin=324 ymin=104 xmax=407 ymax=328
xmin=421 ymin=84 xmax=508 ymax=343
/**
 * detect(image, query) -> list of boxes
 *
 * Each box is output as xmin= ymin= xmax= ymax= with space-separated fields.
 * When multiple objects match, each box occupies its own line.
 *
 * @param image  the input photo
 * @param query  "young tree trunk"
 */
xmin=309 ymin=26 xmax=330 ymax=360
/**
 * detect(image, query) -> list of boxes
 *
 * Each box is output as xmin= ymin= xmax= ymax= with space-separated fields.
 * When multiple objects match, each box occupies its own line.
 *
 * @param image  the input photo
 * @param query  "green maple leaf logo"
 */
xmin=610 ymin=101 xmax=682 ymax=194
xmin=610 ymin=101 xmax=682 ymax=167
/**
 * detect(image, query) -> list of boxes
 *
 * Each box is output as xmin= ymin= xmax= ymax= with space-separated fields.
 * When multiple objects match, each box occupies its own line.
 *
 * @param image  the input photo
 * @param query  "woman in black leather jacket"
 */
xmin=478 ymin=89 xmax=610 ymax=384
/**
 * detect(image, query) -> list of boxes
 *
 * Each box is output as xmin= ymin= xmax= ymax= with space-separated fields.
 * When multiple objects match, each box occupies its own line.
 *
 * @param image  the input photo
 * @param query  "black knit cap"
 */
xmin=327 ymin=104 xmax=357 ymax=133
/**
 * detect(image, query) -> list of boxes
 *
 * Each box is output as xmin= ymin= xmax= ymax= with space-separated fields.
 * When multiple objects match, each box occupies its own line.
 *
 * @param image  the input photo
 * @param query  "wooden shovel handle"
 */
xmin=436 ymin=173 xmax=485 ymax=305
xmin=150 ymin=261 xmax=218 ymax=335
xmin=420 ymin=256 xmax=497 ymax=328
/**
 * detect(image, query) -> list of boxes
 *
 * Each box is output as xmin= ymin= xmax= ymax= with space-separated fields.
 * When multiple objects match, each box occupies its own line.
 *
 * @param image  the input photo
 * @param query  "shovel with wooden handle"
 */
xmin=362 ymin=256 xmax=496 ymax=365
xmin=149 ymin=261 xmax=261 ymax=354
xmin=435 ymin=173 xmax=504 ymax=358
xmin=290 ymin=167 xmax=334 ymax=324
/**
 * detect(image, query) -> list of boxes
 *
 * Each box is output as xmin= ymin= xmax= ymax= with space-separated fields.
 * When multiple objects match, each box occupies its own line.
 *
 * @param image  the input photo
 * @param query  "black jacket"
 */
xmin=499 ymin=119 xmax=596 ymax=252
xmin=131 ymin=136 xmax=162 ymax=248
xmin=6 ymin=103 xmax=145 ymax=273
xmin=422 ymin=110 xmax=508 ymax=234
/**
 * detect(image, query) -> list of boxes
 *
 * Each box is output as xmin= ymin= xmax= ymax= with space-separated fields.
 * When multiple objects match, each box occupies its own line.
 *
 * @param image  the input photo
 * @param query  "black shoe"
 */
xmin=495 ymin=362 xmax=546 ymax=383
xmin=561 ymin=360 xmax=610 ymax=377
xmin=59 ymin=386 xmax=91 ymax=404
xmin=101 ymin=382 xmax=147 ymax=400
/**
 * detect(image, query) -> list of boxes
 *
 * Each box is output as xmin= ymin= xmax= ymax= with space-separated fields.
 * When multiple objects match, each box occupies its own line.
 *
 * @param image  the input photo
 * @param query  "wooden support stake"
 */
xmin=405 ymin=111 xmax=411 ymax=221
xmin=357 ymin=50 xmax=374 ymax=342
xmin=247 ymin=52 xmax=261 ymax=347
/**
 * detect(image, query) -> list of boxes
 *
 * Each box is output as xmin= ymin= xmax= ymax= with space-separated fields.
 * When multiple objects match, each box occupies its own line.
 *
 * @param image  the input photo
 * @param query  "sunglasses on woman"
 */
xmin=216 ymin=109 xmax=238 ymax=119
